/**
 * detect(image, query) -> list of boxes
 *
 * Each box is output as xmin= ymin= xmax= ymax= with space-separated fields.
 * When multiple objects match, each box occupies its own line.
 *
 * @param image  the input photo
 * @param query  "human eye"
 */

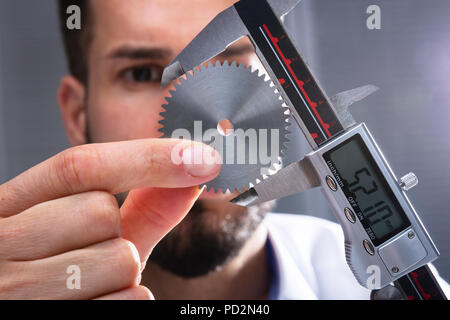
xmin=120 ymin=65 xmax=163 ymax=84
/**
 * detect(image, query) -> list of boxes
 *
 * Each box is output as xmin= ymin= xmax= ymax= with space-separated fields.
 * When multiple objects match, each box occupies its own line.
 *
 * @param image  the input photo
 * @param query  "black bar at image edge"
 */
xmin=0 ymin=299 xmax=448 ymax=318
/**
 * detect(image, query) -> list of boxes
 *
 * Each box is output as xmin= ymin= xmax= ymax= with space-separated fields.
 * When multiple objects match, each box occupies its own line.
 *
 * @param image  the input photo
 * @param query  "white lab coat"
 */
xmin=263 ymin=213 xmax=450 ymax=300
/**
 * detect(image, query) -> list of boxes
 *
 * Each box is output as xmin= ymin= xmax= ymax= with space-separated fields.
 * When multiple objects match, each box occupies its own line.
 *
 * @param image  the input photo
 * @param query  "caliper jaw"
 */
xmin=330 ymin=84 xmax=379 ymax=129
xmin=161 ymin=0 xmax=302 ymax=87
xmin=231 ymin=155 xmax=320 ymax=206
xmin=267 ymin=0 xmax=303 ymax=18
xmin=161 ymin=6 xmax=247 ymax=87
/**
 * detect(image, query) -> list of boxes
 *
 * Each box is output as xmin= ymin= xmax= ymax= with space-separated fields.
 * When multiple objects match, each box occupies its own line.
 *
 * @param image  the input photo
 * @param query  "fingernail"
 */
xmin=182 ymin=144 xmax=221 ymax=177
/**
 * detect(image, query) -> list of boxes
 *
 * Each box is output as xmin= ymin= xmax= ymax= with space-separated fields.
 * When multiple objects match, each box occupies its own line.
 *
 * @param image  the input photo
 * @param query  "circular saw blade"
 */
xmin=159 ymin=61 xmax=290 ymax=193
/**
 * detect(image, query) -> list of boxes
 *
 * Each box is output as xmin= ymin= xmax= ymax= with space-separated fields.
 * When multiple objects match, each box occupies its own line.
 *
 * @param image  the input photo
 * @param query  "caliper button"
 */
xmin=363 ymin=239 xmax=375 ymax=255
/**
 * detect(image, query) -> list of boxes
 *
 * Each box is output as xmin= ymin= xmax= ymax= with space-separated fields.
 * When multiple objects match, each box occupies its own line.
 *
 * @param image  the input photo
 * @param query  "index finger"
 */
xmin=0 ymin=139 xmax=221 ymax=217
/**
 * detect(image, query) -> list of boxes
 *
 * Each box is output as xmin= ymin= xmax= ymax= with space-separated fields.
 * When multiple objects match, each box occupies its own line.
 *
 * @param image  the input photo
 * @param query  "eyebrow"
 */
xmin=106 ymin=45 xmax=173 ymax=60
xmin=105 ymin=42 xmax=254 ymax=62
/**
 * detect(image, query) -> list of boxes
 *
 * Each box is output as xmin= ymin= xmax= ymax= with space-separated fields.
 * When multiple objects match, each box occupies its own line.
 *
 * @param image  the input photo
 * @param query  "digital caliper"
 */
xmin=161 ymin=0 xmax=447 ymax=299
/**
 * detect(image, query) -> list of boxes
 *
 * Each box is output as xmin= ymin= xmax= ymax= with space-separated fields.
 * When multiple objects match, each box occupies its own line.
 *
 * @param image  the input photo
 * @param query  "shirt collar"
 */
xmin=265 ymin=226 xmax=318 ymax=300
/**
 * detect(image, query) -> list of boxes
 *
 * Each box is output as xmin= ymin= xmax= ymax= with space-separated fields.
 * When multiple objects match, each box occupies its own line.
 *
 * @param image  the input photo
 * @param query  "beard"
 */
xmin=148 ymin=197 xmax=275 ymax=278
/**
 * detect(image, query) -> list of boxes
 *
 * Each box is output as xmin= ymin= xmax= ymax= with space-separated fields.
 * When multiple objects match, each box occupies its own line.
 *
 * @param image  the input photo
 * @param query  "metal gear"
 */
xmin=158 ymin=61 xmax=290 ymax=193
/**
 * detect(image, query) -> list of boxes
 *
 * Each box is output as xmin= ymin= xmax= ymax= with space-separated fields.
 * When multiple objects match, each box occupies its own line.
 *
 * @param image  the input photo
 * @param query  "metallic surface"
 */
xmin=231 ymin=156 xmax=320 ymax=205
xmin=160 ymin=0 xmax=302 ymax=87
xmin=399 ymin=172 xmax=419 ymax=191
xmin=232 ymin=123 xmax=440 ymax=289
xmin=161 ymin=6 xmax=247 ymax=87
xmin=371 ymin=285 xmax=406 ymax=300
xmin=159 ymin=62 xmax=289 ymax=192
xmin=329 ymin=84 xmax=379 ymax=129
xmin=379 ymin=228 xmax=427 ymax=276
xmin=267 ymin=0 xmax=302 ymax=19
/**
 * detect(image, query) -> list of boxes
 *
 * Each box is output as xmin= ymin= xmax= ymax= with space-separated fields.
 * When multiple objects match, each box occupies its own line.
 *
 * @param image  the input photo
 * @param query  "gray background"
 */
xmin=0 ymin=0 xmax=449 ymax=282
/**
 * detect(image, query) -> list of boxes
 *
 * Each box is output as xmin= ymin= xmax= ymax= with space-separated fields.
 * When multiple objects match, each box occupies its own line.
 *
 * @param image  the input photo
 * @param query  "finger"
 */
xmin=121 ymin=186 xmax=203 ymax=263
xmin=0 ymin=238 xmax=141 ymax=300
xmin=0 ymin=191 xmax=121 ymax=261
xmin=94 ymin=286 xmax=154 ymax=300
xmin=0 ymin=139 xmax=221 ymax=217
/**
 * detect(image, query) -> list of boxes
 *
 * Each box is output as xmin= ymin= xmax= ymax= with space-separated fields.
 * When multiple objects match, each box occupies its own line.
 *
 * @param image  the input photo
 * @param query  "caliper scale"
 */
xmin=161 ymin=0 xmax=447 ymax=300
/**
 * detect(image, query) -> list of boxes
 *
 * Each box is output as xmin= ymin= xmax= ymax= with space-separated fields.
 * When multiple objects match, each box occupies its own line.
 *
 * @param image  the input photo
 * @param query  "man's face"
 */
xmin=73 ymin=0 xmax=272 ymax=277
xmin=86 ymin=0 xmax=255 ymax=143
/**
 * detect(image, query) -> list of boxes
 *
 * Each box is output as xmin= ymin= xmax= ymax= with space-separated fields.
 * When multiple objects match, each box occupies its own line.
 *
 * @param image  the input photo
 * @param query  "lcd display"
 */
xmin=323 ymin=134 xmax=410 ymax=246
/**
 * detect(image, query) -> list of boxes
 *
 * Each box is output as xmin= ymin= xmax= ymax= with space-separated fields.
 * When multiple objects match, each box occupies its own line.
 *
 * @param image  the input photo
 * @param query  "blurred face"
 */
xmin=79 ymin=0 xmax=273 ymax=277
xmin=86 ymin=0 xmax=255 ymax=143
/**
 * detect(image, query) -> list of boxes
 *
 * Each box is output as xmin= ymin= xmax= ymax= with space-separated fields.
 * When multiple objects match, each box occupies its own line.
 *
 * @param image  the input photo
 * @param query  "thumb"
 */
xmin=120 ymin=186 xmax=203 ymax=264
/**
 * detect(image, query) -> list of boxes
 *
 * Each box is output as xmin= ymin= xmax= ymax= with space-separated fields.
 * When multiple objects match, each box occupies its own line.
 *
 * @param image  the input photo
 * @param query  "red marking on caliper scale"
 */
xmin=410 ymin=271 xmax=431 ymax=300
xmin=262 ymin=24 xmax=332 ymax=138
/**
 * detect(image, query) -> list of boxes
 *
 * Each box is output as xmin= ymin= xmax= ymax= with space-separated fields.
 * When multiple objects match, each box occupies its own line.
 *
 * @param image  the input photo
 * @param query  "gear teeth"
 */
xmin=171 ymin=79 xmax=180 ymax=89
xmin=204 ymin=184 xmax=213 ymax=193
xmin=157 ymin=125 xmax=167 ymax=136
xmin=203 ymin=185 xmax=228 ymax=194
xmin=160 ymin=61 xmax=289 ymax=194
xmin=168 ymin=88 xmax=177 ymax=97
